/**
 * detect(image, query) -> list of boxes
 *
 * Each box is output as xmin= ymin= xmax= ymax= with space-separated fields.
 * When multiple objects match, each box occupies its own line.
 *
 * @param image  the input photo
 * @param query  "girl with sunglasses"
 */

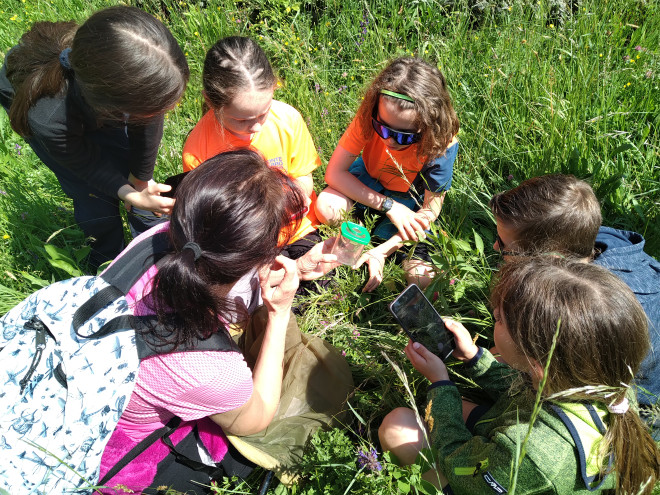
xmin=315 ymin=57 xmax=459 ymax=291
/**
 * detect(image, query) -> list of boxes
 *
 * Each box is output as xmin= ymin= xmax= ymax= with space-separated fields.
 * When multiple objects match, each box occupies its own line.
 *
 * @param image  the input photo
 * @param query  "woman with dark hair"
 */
xmin=0 ymin=6 xmax=190 ymax=269
xmin=96 ymin=149 xmax=344 ymax=493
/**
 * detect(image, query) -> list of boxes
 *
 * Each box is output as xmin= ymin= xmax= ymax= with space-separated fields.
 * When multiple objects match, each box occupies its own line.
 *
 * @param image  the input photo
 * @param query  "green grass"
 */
xmin=1 ymin=0 xmax=659 ymax=493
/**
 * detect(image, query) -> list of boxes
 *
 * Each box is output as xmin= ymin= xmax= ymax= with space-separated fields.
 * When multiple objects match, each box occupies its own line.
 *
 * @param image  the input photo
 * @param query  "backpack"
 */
xmin=0 ymin=231 xmax=234 ymax=494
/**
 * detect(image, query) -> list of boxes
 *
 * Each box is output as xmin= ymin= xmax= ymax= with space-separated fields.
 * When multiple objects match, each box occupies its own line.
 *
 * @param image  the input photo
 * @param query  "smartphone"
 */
xmin=161 ymin=171 xmax=189 ymax=198
xmin=389 ymin=284 xmax=455 ymax=361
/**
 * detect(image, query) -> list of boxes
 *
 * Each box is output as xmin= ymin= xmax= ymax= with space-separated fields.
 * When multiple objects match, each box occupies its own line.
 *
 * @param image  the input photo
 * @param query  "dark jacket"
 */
xmin=594 ymin=226 xmax=660 ymax=407
xmin=0 ymin=52 xmax=163 ymax=198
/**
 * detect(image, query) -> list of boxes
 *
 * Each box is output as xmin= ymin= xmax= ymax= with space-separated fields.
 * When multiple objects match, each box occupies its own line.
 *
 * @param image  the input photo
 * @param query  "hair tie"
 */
xmin=380 ymin=89 xmax=415 ymax=103
xmin=182 ymin=242 xmax=202 ymax=261
xmin=607 ymin=397 xmax=629 ymax=415
xmin=59 ymin=48 xmax=72 ymax=70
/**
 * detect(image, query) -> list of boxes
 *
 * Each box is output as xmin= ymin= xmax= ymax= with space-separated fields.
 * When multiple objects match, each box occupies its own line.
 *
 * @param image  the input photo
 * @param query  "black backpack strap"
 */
xmin=98 ymin=416 xmax=182 ymax=487
xmin=72 ymin=232 xmax=171 ymax=338
xmin=100 ymin=231 xmax=171 ymax=293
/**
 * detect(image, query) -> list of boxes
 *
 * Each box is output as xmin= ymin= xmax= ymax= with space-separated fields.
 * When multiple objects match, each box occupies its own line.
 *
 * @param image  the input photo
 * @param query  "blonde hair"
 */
xmin=491 ymin=257 xmax=660 ymax=494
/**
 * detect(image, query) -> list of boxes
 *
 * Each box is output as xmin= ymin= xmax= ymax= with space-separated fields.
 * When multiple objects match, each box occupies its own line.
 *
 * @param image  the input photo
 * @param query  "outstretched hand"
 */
xmin=353 ymin=249 xmax=386 ymax=292
xmin=296 ymin=237 xmax=339 ymax=281
xmin=386 ymin=201 xmax=430 ymax=242
xmin=121 ymin=181 xmax=175 ymax=215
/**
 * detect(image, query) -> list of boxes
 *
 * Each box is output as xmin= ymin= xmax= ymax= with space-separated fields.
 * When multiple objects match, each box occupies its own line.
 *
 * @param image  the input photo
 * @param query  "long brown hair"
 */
xmin=490 ymin=174 xmax=602 ymax=258
xmin=355 ymin=57 xmax=459 ymax=160
xmin=491 ymin=258 xmax=660 ymax=494
xmin=6 ymin=21 xmax=77 ymax=136
xmin=6 ymin=6 xmax=189 ymax=136
xmin=150 ymin=149 xmax=305 ymax=348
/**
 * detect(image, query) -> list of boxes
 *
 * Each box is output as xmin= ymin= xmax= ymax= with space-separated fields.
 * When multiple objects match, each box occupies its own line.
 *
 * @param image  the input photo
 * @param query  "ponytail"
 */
xmin=6 ymin=21 xmax=77 ymax=137
xmin=147 ymin=149 xmax=305 ymax=349
xmin=602 ymin=403 xmax=660 ymax=494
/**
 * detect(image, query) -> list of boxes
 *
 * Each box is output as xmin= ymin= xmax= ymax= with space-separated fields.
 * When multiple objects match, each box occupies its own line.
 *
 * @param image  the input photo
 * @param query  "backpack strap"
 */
xmin=98 ymin=416 xmax=183 ymax=486
xmin=72 ymin=232 xmax=170 ymax=339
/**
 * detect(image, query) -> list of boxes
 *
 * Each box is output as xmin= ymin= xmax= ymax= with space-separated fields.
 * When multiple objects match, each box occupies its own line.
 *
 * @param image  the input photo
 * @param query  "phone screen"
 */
xmin=389 ymin=284 xmax=454 ymax=360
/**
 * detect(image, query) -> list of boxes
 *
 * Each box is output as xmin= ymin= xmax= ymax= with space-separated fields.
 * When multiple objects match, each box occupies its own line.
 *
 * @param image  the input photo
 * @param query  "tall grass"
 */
xmin=0 ymin=0 xmax=658 ymax=492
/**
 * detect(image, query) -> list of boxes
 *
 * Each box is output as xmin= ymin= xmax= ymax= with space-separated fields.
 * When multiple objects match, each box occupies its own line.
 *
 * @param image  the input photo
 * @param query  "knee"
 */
xmin=315 ymin=188 xmax=350 ymax=225
xmin=378 ymin=407 xmax=422 ymax=450
xmin=403 ymin=259 xmax=435 ymax=289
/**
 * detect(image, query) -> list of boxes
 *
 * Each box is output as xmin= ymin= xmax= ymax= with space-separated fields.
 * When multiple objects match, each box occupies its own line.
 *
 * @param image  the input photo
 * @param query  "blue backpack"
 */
xmin=0 ymin=232 xmax=233 ymax=493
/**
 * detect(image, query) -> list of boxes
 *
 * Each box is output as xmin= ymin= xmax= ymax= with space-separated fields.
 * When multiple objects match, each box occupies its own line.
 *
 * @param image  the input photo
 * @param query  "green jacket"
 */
xmin=426 ymin=349 xmax=615 ymax=494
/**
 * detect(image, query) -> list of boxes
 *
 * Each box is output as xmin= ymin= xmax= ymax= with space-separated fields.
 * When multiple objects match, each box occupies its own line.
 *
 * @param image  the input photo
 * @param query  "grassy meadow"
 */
xmin=0 ymin=0 xmax=659 ymax=493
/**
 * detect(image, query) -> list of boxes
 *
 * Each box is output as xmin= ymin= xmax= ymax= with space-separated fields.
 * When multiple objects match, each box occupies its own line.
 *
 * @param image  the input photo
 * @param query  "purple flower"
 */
xmin=20 ymin=212 xmax=28 ymax=220
xmin=0 ymin=190 xmax=6 ymax=195
xmin=623 ymin=55 xmax=631 ymax=62
xmin=634 ymin=45 xmax=643 ymax=51
xmin=357 ymin=448 xmax=382 ymax=472
xmin=14 ymin=143 xmax=22 ymax=155
xmin=314 ymin=82 xmax=321 ymax=93
xmin=321 ymin=108 xmax=328 ymax=117
xmin=507 ymin=174 xmax=514 ymax=181
xmin=341 ymin=350 xmax=346 ymax=357
xmin=449 ymin=279 xmax=456 ymax=286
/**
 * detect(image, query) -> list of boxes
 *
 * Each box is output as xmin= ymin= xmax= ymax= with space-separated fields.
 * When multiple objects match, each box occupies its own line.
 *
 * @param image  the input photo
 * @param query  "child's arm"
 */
xmin=353 ymin=190 xmax=445 ymax=292
xmin=326 ymin=146 xmax=429 ymax=240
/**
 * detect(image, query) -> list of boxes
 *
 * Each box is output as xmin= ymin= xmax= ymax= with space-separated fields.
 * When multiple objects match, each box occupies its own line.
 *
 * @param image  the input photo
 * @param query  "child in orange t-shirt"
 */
xmin=315 ymin=57 xmax=459 ymax=292
xmin=183 ymin=36 xmax=321 ymax=256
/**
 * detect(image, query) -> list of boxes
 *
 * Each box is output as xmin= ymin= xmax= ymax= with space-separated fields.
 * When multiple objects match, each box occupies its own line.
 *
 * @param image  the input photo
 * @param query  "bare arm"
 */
xmin=209 ymin=256 xmax=298 ymax=436
xmin=356 ymin=190 xmax=446 ymax=292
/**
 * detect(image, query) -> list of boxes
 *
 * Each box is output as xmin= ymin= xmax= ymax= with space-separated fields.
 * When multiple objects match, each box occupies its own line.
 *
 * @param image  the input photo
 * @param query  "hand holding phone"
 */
xmin=389 ymin=284 xmax=455 ymax=361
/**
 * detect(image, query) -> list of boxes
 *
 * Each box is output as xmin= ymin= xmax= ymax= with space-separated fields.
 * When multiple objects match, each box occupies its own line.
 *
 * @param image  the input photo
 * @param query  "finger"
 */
xmin=352 ymin=254 xmax=368 ymax=270
xmin=148 ymin=182 xmax=173 ymax=195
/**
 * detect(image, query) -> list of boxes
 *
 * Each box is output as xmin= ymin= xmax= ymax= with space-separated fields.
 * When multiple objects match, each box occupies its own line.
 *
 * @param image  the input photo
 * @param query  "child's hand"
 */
xmin=387 ymin=201 xmax=430 ymax=241
xmin=443 ymin=319 xmax=479 ymax=362
xmin=353 ymin=250 xmax=386 ymax=292
xmin=405 ymin=340 xmax=450 ymax=383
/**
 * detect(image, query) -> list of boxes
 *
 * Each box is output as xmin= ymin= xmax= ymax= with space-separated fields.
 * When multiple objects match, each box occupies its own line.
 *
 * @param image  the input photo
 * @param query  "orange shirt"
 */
xmin=183 ymin=100 xmax=321 ymax=242
xmin=339 ymin=115 xmax=426 ymax=193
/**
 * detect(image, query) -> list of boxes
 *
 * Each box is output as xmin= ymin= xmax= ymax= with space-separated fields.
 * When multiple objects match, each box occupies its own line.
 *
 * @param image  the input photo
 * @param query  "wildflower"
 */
xmin=0 ymin=190 xmax=6 ymax=195
xmin=194 ymin=31 xmax=199 ymax=37
xmin=3 ymin=234 xmax=9 ymax=239
xmin=342 ymin=71 xmax=348 ymax=77
xmin=321 ymin=108 xmax=328 ymax=117
xmin=14 ymin=143 xmax=22 ymax=155
xmin=338 ymin=85 xmax=347 ymax=92
xmin=646 ymin=70 xmax=653 ymax=79
xmin=341 ymin=350 xmax=346 ymax=357
xmin=450 ymin=279 xmax=456 ymax=286
xmin=549 ymin=23 xmax=555 ymax=29
xmin=599 ymin=53 xmax=603 ymax=57
xmin=357 ymin=448 xmax=382 ymax=472
xmin=432 ymin=291 xmax=439 ymax=301
xmin=352 ymin=329 xmax=360 ymax=339
xmin=507 ymin=174 xmax=514 ymax=181
xmin=314 ymin=82 xmax=321 ymax=93
xmin=634 ymin=45 xmax=643 ymax=51
xmin=20 ymin=212 xmax=27 ymax=220
xmin=623 ymin=55 xmax=630 ymax=62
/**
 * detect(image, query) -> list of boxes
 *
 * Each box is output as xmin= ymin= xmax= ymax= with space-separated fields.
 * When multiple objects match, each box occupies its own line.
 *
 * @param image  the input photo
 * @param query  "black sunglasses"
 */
xmin=495 ymin=233 xmax=519 ymax=257
xmin=371 ymin=107 xmax=422 ymax=146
